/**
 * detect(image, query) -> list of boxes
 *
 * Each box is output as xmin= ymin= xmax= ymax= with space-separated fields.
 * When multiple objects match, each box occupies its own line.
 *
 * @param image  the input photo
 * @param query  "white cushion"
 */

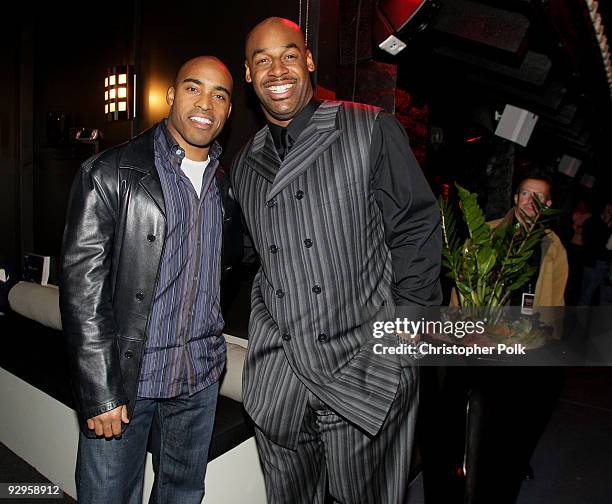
xmin=219 ymin=340 xmax=247 ymax=402
xmin=8 ymin=281 xmax=62 ymax=331
xmin=7 ymin=280 xmax=247 ymax=402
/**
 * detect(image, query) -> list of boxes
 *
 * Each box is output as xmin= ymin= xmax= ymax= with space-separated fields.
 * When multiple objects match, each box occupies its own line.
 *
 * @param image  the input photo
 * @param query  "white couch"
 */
xmin=2 ymin=281 xmax=265 ymax=503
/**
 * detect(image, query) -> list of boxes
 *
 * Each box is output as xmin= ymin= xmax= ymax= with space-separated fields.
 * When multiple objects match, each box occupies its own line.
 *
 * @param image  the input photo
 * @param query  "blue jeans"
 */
xmin=76 ymin=380 xmax=219 ymax=504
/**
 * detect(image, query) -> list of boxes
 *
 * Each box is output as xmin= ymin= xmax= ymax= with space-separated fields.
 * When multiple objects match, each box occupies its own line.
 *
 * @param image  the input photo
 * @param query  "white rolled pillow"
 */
xmin=8 ymin=281 xmax=248 ymax=402
xmin=219 ymin=335 xmax=247 ymax=402
xmin=8 ymin=281 xmax=62 ymax=331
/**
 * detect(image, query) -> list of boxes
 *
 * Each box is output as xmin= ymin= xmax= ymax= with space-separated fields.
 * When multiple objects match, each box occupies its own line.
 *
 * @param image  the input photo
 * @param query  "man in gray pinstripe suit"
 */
xmin=231 ymin=17 xmax=442 ymax=503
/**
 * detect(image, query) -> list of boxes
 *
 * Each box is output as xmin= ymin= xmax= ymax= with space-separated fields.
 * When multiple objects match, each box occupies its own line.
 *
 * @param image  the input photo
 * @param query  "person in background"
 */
xmin=60 ymin=56 xmax=238 ymax=503
xmin=571 ymin=200 xmax=591 ymax=247
xmin=470 ymin=175 xmax=567 ymax=503
xmin=498 ymin=175 xmax=568 ymax=306
xmin=565 ymin=200 xmax=591 ymax=304
xmin=580 ymin=199 xmax=612 ymax=305
xmin=423 ymin=174 xmax=568 ymax=504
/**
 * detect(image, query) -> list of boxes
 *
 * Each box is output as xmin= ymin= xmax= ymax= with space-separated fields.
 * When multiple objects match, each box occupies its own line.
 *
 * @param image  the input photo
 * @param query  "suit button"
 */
xmin=282 ymin=333 xmax=291 ymax=341
xmin=318 ymin=333 xmax=329 ymax=343
xmin=312 ymin=285 xmax=322 ymax=294
xmin=135 ymin=292 xmax=144 ymax=301
xmin=124 ymin=350 xmax=134 ymax=359
xmin=266 ymin=199 xmax=277 ymax=208
xmin=304 ymin=238 xmax=313 ymax=248
xmin=147 ymin=234 xmax=156 ymax=242
xmin=295 ymin=190 xmax=304 ymax=200
xmin=276 ymin=289 xmax=285 ymax=298
xmin=269 ymin=244 xmax=279 ymax=254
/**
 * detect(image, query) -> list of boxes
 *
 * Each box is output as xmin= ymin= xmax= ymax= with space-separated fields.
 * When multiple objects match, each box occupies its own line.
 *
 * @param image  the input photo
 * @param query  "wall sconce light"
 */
xmin=104 ymin=65 xmax=136 ymax=121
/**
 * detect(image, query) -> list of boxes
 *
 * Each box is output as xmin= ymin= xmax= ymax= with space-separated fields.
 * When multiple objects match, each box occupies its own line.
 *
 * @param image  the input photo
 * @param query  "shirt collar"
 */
xmin=157 ymin=120 xmax=222 ymax=172
xmin=268 ymin=99 xmax=321 ymax=152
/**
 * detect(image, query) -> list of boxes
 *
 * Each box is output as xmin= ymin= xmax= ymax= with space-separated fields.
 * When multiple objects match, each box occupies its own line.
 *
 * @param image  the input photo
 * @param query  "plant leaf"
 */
xmin=476 ymin=246 xmax=497 ymax=276
xmin=456 ymin=184 xmax=490 ymax=246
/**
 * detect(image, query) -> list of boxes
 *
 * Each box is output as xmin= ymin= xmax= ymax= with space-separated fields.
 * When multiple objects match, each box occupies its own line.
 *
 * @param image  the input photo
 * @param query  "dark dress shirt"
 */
xmin=268 ymin=99 xmax=320 ymax=157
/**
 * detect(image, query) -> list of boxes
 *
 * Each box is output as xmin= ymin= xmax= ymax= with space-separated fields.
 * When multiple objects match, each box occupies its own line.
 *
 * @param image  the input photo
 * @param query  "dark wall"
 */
xmin=0 ymin=26 xmax=20 ymax=273
xmin=34 ymin=4 xmax=134 ymax=152
xmin=2 ymin=2 xmax=300 ymax=275
xmin=32 ymin=6 xmax=135 ymax=263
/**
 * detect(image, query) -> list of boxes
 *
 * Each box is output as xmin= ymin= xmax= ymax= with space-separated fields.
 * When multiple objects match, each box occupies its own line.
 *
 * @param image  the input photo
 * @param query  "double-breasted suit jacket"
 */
xmin=231 ymin=101 xmax=421 ymax=449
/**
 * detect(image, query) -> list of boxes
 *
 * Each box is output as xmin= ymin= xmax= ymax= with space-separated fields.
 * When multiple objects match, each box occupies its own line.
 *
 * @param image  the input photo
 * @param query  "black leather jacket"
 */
xmin=59 ymin=126 xmax=241 ymax=433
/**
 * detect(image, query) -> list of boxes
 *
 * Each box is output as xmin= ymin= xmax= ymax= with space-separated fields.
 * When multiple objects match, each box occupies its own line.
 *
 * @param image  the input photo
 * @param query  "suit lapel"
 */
xmin=245 ymin=101 xmax=344 ymax=199
xmin=121 ymin=126 xmax=166 ymax=217
xmin=139 ymin=171 xmax=166 ymax=217
xmin=248 ymin=126 xmax=280 ymax=184
xmin=266 ymin=101 xmax=342 ymax=200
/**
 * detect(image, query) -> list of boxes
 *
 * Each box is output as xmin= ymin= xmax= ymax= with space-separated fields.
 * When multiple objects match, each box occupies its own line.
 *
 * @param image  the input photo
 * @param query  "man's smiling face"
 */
xmin=245 ymin=18 xmax=315 ymax=127
xmin=166 ymin=56 xmax=233 ymax=160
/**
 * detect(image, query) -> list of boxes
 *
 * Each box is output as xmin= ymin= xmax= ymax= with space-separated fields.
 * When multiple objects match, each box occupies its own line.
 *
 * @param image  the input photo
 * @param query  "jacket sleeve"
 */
xmin=230 ymin=143 xmax=259 ymax=266
xmin=371 ymin=112 xmax=443 ymax=306
xmin=59 ymin=158 xmax=127 ymax=422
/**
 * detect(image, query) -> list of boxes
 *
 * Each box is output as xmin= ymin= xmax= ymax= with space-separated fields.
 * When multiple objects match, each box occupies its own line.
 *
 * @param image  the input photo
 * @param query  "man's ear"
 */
xmin=305 ymin=49 xmax=316 ymax=73
xmin=166 ymin=86 xmax=175 ymax=106
xmin=245 ymin=62 xmax=252 ymax=83
xmin=227 ymin=102 xmax=233 ymax=119
xmin=514 ymin=194 xmax=518 ymax=206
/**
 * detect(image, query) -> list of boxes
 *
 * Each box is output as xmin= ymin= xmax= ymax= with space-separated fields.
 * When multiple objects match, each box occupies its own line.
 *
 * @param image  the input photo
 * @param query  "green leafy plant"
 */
xmin=439 ymin=183 xmax=559 ymax=308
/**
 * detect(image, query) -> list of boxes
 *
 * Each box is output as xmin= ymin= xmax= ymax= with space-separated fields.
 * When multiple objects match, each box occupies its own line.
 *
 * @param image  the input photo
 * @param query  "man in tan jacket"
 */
xmin=464 ymin=175 xmax=568 ymax=504
xmin=490 ymin=175 xmax=568 ymax=307
xmin=423 ymin=175 xmax=569 ymax=504
xmin=449 ymin=176 xmax=568 ymax=309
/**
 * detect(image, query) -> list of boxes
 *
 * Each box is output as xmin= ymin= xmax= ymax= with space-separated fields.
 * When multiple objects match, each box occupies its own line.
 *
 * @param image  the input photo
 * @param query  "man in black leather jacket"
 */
xmin=60 ymin=56 xmax=241 ymax=503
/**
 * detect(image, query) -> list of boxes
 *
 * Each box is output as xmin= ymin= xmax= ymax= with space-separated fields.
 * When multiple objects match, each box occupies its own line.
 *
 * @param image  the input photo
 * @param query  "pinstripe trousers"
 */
xmin=254 ymin=365 xmax=418 ymax=504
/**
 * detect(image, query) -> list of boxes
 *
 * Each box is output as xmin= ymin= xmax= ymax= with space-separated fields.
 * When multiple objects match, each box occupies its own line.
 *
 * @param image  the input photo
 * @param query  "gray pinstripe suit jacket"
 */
xmin=231 ymin=101 xmax=414 ymax=449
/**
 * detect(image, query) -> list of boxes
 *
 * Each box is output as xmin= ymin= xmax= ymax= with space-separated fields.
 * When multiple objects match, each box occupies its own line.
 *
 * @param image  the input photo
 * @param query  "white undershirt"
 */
xmin=180 ymin=156 xmax=210 ymax=197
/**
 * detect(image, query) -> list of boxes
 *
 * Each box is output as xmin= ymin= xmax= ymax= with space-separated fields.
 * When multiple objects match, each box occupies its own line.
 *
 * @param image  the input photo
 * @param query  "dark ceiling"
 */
xmin=379 ymin=0 xmax=612 ymax=188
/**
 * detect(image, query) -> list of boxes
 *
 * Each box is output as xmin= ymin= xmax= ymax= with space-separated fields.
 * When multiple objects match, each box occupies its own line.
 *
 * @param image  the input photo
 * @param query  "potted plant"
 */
xmin=438 ymin=183 xmax=560 ymax=347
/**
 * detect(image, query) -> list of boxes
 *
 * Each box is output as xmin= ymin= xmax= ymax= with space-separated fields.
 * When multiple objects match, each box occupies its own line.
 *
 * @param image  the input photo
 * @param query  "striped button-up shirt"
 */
xmin=137 ymin=121 xmax=225 ymax=398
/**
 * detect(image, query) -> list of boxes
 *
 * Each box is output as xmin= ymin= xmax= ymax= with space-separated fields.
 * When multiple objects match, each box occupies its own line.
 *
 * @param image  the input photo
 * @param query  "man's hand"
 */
xmin=86 ymin=405 xmax=129 ymax=438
